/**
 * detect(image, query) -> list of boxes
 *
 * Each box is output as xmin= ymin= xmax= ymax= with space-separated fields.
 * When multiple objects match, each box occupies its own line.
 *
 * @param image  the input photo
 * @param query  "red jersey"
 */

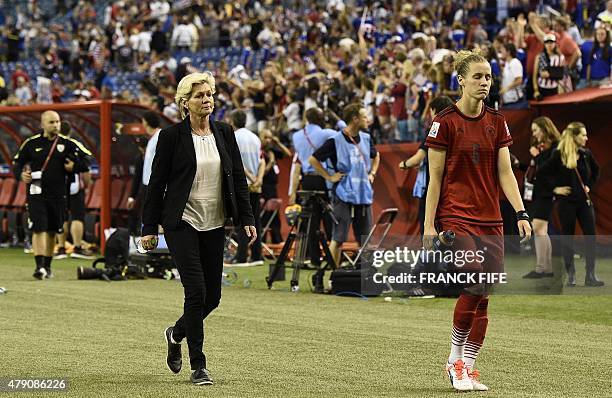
xmin=425 ymin=104 xmax=513 ymax=226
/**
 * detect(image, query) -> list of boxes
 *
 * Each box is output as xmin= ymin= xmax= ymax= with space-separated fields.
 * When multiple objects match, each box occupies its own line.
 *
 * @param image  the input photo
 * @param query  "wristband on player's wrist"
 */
xmin=516 ymin=210 xmax=530 ymax=221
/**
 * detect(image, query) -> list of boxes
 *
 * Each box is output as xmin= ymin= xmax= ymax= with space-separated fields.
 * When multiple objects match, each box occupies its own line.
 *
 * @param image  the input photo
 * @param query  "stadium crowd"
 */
xmin=0 ymin=0 xmax=610 ymax=144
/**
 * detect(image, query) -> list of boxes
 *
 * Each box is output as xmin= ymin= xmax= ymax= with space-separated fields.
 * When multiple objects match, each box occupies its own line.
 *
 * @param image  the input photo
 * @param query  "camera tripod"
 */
xmin=266 ymin=191 xmax=337 ymax=293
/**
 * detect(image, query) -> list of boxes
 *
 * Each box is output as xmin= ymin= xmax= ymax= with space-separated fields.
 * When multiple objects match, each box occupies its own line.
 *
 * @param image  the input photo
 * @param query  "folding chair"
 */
xmin=341 ymin=208 xmax=399 ymax=267
xmin=259 ymin=198 xmax=282 ymax=260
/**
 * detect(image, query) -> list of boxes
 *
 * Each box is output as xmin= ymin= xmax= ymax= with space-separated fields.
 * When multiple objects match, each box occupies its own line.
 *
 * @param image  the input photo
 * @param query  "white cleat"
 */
xmin=468 ymin=368 xmax=489 ymax=391
xmin=446 ymin=359 xmax=474 ymax=392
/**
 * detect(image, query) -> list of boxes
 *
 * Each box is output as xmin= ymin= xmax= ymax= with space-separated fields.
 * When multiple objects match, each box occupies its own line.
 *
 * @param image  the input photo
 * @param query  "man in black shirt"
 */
xmin=13 ymin=111 xmax=90 ymax=279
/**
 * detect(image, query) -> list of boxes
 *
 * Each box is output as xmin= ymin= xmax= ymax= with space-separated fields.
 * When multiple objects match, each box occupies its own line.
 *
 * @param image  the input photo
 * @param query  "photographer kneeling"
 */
xmin=308 ymin=104 xmax=380 ymax=267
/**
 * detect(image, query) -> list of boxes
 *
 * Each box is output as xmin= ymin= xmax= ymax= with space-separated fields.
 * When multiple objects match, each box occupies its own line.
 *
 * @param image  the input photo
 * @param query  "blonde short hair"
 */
xmin=175 ymin=72 xmax=216 ymax=119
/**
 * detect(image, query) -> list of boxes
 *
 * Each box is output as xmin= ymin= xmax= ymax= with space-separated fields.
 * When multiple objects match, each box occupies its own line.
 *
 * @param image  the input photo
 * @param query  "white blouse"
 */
xmin=181 ymin=133 xmax=225 ymax=231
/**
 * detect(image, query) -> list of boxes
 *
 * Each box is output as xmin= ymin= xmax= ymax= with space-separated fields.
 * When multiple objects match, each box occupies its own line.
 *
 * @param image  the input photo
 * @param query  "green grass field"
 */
xmin=1 ymin=248 xmax=611 ymax=397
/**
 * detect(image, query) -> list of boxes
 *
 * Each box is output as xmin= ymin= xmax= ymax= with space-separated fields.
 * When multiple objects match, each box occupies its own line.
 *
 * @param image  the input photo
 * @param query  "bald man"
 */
xmin=13 ymin=111 xmax=90 ymax=279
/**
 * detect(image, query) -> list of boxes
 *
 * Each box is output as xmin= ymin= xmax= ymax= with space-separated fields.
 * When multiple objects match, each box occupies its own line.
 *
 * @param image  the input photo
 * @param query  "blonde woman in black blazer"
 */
xmin=141 ymin=72 xmax=256 ymax=385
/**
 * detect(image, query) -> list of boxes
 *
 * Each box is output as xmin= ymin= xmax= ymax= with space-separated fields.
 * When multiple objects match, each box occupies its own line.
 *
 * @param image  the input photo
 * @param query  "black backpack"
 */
xmin=88 ymin=228 xmax=145 ymax=280
xmin=96 ymin=228 xmax=130 ymax=268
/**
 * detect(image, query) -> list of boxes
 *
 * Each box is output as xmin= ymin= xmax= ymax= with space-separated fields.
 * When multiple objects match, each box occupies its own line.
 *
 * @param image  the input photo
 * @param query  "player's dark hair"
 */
xmin=430 ymin=96 xmax=454 ymax=115
xmin=343 ymin=103 xmax=362 ymax=124
xmin=60 ymin=121 xmax=72 ymax=135
xmin=142 ymin=111 xmax=160 ymax=129
xmin=502 ymin=42 xmax=517 ymax=58
xmin=230 ymin=109 xmax=247 ymax=129
xmin=305 ymin=107 xmax=324 ymax=126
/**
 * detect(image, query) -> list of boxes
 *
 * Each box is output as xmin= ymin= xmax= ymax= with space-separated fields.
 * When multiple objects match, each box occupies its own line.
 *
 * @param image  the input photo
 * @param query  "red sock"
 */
xmin=449 ymin=293 xmax=483 ymax=363
xmin=464 ymin=297 xmax=489 ymax=368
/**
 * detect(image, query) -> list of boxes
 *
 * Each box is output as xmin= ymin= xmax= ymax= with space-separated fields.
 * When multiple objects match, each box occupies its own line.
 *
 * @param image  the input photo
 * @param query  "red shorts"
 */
xmin=436 ymin=219 xmax=504 ymax=274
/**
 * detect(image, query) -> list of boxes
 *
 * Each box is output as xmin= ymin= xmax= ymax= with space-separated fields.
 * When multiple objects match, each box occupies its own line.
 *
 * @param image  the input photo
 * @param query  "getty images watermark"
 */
xmin=370 ymin=247 xmax=508 ymax=285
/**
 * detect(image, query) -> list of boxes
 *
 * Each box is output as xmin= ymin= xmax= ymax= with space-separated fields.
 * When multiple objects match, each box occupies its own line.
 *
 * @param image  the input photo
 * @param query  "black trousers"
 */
xmin=164 ymin=222 xmax=225 ymax=370
xmin=557 ymin=199 xmax=596 ymax=270
xmin=261 ymin=209 xmax=282 ymax=243
xmin=301 ymin=175 xmax=333 ymax=266
xmin=237 ymin=192 xmax=262 ymax=262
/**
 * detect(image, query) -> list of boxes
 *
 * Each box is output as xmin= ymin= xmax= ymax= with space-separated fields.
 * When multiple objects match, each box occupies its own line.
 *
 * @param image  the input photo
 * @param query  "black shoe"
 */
xmin=191 ymin=368 xmax=213 ymax=385
xmin=54 ymin=247 xmax=68 ymax=260
xmin=70 ymin=247 xmax=95 ymax=260
xmin=585 ymin=269 xmax=605 ymax=287
xmin=523 ymin=270 xmax=545 ymax=279
xmin=33 ymin=268 xmax=47 ymax=280
xmin=44 ymin=268 xmax=54 ymax=279
xmin=164 ymin=327 xmax=182 ymax=374
xmin=542 ymin=272 xmax=554 ymax=278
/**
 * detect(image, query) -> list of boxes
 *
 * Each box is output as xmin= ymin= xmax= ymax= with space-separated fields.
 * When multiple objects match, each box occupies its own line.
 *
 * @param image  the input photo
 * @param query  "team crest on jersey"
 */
xmin=57 ymin=144 xmax=65 ymax=153
xmin=485 ymin=125 xmax=495 ymax=135
xmin=428 ymin=122 xmax=440 ymax=138
xmin=504 ymin=121 xmax=511 ymax=136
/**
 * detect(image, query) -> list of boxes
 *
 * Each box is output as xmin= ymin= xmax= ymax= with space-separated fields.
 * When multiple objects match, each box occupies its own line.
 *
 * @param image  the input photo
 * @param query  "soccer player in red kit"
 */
xmin=424 ymin=50 xmax=532 ymax=391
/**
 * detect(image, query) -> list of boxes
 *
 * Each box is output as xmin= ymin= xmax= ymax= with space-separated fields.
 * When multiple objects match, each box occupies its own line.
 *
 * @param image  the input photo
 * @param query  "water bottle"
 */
xmin=433 ymin=230 xmax=455 ymax=250
xmin=136 ymin=236 xmax=157 ymax=254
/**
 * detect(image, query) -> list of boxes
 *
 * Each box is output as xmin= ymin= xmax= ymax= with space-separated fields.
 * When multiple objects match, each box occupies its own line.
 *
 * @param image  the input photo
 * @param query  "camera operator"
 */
xmin=289 ymin=107 xmax=337 ymax=266
xmin=309 ymin=104 xmax=380 ymax=267
xmin=13 ymin=111 xmax=90 ymax=279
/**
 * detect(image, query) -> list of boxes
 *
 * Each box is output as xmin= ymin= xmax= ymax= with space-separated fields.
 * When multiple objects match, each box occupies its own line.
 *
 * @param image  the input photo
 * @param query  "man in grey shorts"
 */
xmin=308 ymin=104 xmax=380 ymax=267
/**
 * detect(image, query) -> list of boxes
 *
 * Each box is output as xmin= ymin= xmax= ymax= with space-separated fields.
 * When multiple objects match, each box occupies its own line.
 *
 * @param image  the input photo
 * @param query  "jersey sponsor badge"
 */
xmin=57 ymin=144 xmax=65 ymax=153
xmin=428 ymin=122 xmax=440 ymax=138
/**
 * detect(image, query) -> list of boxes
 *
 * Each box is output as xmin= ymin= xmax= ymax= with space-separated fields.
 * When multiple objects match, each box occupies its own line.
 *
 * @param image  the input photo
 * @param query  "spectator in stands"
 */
xmin=10 ymin=64 xmax=30 ymax=90
xmin=309 ymin=104 xmax=380 ymax=267
xmin=595 ymin=0 xmax=612 ymax=28
xmin=5 ymin=25 xmax=21 ymax=62
xmin=538 ymin=122 xmax=603 ymax=287
xmin=230 ymin=109 xmax=264 ymax=267
xmin=522 ymin=117 xmax=560 ymax=279
xmin=390 ymin=73 xmax=409 ymax=141
xmin=499 ymin=42 xmax=526 ymax=109
xmin=533 ymin=34 xmax=568 ymax=100
xmin=151 ymin=20 xmax=168 ymax=55
xmin=260 ymin=128 xmax=291 ymax=243
xmin=579 ymin=27 xmax=612 ymax=88
xmin=281 ymin=91 xmax=304 ymax=142
xmin=15 ymin=76 xmax=32 ymax=105
xmin=171 ymin=16 xmax=197 ymax=52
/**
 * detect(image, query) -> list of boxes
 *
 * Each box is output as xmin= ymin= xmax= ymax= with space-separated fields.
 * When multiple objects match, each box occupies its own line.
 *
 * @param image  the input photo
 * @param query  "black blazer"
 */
xmin=142 ymin=118 xmax=255 ymax=236
xmin=537 ymin=148 xmax=599 ymax=203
